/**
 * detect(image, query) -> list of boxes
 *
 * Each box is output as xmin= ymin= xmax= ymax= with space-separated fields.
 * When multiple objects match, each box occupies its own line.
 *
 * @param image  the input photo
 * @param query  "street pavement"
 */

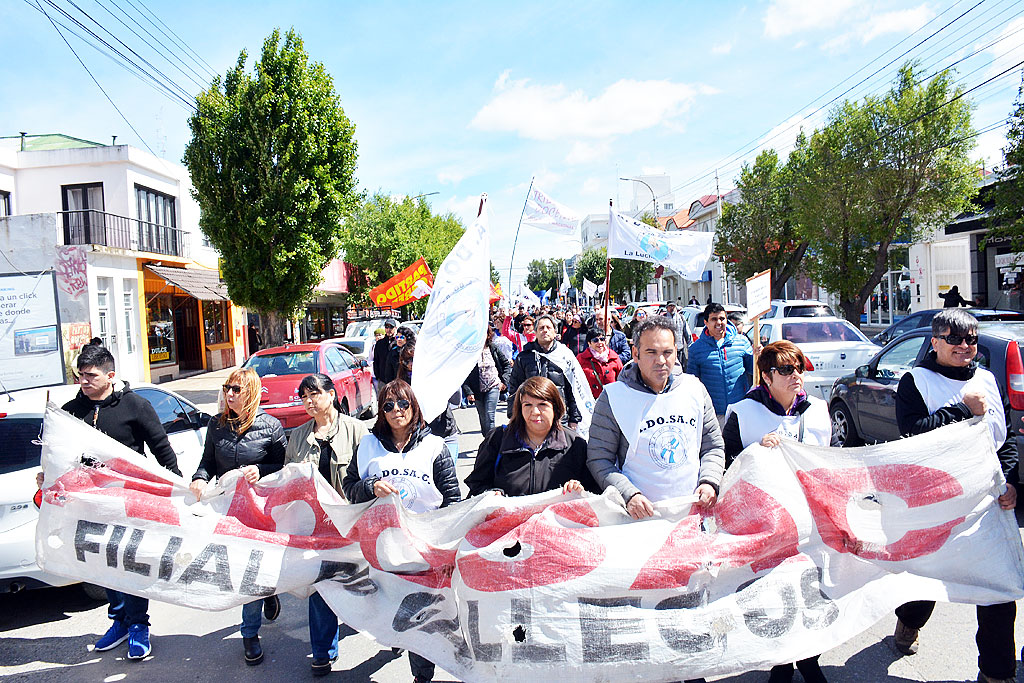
xmin=4 ymin=367 xmax=1024 ymax=682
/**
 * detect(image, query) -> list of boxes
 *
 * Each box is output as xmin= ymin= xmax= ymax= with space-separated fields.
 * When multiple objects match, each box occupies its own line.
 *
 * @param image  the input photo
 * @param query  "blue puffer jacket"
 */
xmin=687 ymin=326 xmax=754 ymax=414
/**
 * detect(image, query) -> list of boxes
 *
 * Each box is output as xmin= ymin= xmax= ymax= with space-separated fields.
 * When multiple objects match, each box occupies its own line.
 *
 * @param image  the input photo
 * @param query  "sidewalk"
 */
xmin=162 ymin=365 xmax=240 ymax=413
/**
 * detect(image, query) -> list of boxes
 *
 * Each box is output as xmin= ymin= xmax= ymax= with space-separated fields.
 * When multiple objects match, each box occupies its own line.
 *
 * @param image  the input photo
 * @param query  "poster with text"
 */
xmin=0 ymin=271 xmax=66 ymax=391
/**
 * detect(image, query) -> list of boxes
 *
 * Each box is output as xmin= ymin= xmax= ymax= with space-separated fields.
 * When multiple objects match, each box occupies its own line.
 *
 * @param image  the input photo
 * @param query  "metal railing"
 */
xmin=59 ymin=209 xmax=190 ymax=258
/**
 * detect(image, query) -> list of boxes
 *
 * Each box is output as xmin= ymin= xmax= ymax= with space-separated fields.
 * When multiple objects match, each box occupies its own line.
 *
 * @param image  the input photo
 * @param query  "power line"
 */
xmin=33 ymin=0 xmax=160 ymax=157
xmin=123 ymin=0 xmax=218 ymax=80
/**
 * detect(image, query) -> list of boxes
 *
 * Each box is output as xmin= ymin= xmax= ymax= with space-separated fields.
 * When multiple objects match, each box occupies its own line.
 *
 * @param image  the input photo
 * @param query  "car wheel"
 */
xmin=362 ymin=384 xmax=378 ymax=419
xmin=82 ymin=582 xmax=108 ymax=601
xmin=830 ymin=402 xmax=863 ymax=447
xmin=340 ymin=399 xmax=350 ymax=417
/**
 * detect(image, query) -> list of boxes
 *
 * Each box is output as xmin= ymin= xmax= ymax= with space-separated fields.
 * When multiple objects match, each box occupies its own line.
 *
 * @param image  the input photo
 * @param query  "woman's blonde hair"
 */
xmin=219 ymin=367 xmax=262 ymax=433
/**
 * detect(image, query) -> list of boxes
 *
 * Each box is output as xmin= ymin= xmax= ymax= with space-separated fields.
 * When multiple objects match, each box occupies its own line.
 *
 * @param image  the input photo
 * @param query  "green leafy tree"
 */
xmin=184 ymin=28 xmax=358 ymax=343
xmin=526 ymin=258 xmax=559 ymax=293
xmin=794 ymin=62 xmax=977 ymax=325
xmin=490 ymin=262 xmax=501 ymax=286
xmin=572 ymin=248 xmax=607 ymax=290
xmin=987 ymin=74 xmax=1024 ymax=249
xmin=716 ymin=148 xmax=808 ymax=298
xmin=339 ymin=193 xmax=463 ymax=318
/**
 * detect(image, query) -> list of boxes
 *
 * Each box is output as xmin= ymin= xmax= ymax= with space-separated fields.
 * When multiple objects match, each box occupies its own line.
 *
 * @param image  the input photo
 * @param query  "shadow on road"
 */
xmin=0 ymin=585 xmax=103 ymax=631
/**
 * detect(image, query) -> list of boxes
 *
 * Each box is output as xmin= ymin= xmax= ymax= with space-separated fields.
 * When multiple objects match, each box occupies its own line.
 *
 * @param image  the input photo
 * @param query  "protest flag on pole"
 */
xmin=523 ymin=186 xmax=579 ymax=235
xmin=608 ymin=207 xmax=714 ymax=280
xmin=412 ymin=194 xmax=490 ymax=422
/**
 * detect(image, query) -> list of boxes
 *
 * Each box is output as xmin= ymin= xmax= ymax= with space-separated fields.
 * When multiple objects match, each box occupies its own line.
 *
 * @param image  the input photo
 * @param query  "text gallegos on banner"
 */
xmin=37 ymin=406 xmax=1024 ymax=682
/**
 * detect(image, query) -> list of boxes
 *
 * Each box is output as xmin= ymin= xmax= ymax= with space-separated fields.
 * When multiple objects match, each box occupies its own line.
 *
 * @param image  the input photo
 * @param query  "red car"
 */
xmin=243 ymin=342 xmax=376 ymax=429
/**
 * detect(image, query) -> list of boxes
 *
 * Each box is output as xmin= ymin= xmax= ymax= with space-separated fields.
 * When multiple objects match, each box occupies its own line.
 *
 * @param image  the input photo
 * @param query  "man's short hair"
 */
xmin=704 ymin=302 xmax=726 ymax=318
xmin=932 ymin=308 xmax=978 ymax=337
xmin=633 ymin=315 xmax=677 ymax=347
xmin=78 ymin=344 xmax=115 ymax=374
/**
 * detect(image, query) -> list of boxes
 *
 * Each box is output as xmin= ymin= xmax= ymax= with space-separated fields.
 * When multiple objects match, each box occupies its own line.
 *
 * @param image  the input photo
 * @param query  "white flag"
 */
xmin=511 ymin=284 xmax=540 ymax=308
xmin=559 ymin=260 xmax=570 ymax=295
xmin=523 ymin=186 xmax=579 ymax=235
xmin=597 ymin=280 xmax=606 ymax=294
xmin=412 ymin=195 xmax=490 ymax=422
xmin=582 ymin=278 xmax=598 ymax=297
xmin=608 ymin=208 xmax=714 ymax=280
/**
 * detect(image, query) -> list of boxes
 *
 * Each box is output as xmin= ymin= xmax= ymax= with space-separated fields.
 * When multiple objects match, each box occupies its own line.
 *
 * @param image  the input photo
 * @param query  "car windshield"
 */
xmin=244 ymin=351 xmax=317 ymax=376
xmin=782 ymin=321 xmax=868 ymax=343
xmin=0 ymin=418 xmax=43 ymax=475
xmin=786 ymin=305 xmax=833 ymax=317
xmin=337 ymin=340 xmax=365 ymax=355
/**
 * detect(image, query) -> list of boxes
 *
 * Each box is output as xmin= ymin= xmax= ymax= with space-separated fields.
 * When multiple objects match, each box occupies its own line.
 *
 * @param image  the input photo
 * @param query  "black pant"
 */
xmin=409 ymin=651 xmax=434 ymax=682
xmin=896 ymin=600 xmax=1017 ymax=679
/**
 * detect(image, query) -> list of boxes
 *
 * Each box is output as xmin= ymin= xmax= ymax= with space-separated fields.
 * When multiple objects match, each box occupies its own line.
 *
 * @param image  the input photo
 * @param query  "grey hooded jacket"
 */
xmin=586 ymin=362 xmax=725 ymax=504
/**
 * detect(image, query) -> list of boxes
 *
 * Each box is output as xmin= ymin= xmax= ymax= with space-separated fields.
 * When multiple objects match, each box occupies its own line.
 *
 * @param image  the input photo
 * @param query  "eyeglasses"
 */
xmin=590 ymin=336 xmax=606 ymax=343
xmin=770 ymin=365 xmax=803 ymax=376
xmin=937 ymin=333 xmax=978 ymax=346
xmin=222 ymin=384 xmax=243 ymax=394
xmin=396 ymin=334 xmax=406 ymax=340
xmin=522 ymin=324 xmax=534 ymax=329
xmin=382 ymin=398 xmax=411 ymax=413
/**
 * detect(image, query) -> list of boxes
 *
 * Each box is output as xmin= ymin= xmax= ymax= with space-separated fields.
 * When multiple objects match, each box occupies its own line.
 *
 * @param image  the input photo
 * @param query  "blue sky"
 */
xmin=3 ymin=0 xmax=1023 ymax=291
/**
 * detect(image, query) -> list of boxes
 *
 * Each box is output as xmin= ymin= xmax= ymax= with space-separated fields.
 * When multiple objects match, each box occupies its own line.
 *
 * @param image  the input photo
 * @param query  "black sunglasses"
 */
xmin=936 ymin=333 xmax=978 ymax=346
xmin=770 ymin=365 xmax=803 ymax=376
xmin=222 ymin=384 xmax=243 ymax=394
xmin=382 ymin=398 xmax=411 ymax=413
xmin=590 ymin=336 xmax=606 ymax=343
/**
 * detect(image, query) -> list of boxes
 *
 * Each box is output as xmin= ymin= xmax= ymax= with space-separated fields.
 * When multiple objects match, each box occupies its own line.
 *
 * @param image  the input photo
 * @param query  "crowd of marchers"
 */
xmin=42 ymin=302 xmax=1019 ymax=683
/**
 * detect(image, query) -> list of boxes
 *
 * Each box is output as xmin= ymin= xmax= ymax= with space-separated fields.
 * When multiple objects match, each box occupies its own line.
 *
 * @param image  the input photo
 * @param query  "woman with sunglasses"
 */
xmin=502 ymin=310 xmax=536 ymax=352
xmin=577 ymin=328 xmax=623 ymax=397
xmin=283 ymin=373 xmax=369 ymax=676
xmin=466 ymin=376 xmax=596 ymax=497
xmin=721 ymin=341 xmax=832 ymax=683
xmin=342 ymin=379 xmax=460 ymax=683
xmin=189 ymin=368 xmax=286 ymax=667
xmin=384 ymin=326 xmax=417 ymax=384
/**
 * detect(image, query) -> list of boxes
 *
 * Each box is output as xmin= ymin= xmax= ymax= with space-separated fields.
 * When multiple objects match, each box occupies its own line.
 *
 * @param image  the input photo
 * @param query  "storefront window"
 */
xmin=305 ymin=307 xmax=328 ymax=341
xmin=146 ymin=294 xmax=176 ymax=365
xmin=203 ymin=300 xmax=229 ymax=345
xmin=331 ymin=307 xmax=345 ymax=337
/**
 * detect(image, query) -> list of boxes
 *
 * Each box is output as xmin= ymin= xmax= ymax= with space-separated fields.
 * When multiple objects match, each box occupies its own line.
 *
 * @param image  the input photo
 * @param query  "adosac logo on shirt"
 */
xmin=385 ymin=475 xmax=422 ymax=508
xmin=646 ymin=425 xmax=690 ymax=470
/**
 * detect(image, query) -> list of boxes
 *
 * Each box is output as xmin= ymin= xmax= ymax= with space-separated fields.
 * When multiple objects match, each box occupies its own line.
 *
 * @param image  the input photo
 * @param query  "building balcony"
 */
xmin=59 ymin=209 xmax=190 ymax=258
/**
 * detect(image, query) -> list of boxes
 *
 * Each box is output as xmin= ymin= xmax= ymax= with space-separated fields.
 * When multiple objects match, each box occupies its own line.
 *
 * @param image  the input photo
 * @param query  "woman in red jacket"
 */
xmin=577 ymin=328 xmax=623 ymax=397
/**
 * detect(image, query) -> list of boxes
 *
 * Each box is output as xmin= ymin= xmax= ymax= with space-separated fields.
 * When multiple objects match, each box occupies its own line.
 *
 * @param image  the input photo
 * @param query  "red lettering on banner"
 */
xmin=346 ymin=505 xmax=456 ymax=589
xmin=49 ymin=457 xmax=180 ymax=526
xmin=214 ymin=478 xmax=352 ymax=551
xmin=797 ymin=465 xmax=964 ymax=561
xmin=458 ymin=499 xmax=604 ymax=592
xmin=631 ymin=481 xmax=799 ymax=590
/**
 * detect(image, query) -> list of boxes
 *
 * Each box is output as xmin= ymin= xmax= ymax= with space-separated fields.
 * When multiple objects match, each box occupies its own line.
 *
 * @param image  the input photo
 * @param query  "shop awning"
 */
xmin=145 ymin=265 xmax=229 ymax=301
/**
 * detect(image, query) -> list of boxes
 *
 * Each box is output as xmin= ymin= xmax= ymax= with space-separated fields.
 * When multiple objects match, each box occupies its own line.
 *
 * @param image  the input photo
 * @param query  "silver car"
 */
xmin=745 ymin=316 xmax=879 ymax=400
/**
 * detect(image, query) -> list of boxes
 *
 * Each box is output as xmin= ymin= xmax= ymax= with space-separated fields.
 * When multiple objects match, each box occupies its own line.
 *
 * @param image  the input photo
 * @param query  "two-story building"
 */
xmin=0 ymin=133 xmax=247 ymax=386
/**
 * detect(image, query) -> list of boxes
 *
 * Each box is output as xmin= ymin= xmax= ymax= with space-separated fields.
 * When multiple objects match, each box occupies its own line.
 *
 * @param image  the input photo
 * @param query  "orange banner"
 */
xmin=368 ymin=258 xmax=434 ymax=308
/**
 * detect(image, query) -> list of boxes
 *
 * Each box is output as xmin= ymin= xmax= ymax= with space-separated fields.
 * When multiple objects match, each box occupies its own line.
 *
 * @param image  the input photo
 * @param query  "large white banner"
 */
xmin=523 ymin=186 xmax=579 ymax=235
xmin=608 ymin=208 xmax=715 ymax=280
xmin=37 ymin=408 xmax=1023 ymax=682
xmin=412 ymin=196 xmax=490 ymax=422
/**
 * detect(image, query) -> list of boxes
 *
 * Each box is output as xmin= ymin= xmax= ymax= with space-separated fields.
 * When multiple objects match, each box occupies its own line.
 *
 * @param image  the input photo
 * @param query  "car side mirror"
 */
xmin=359 ymin=359 xmax=369 ymax=368
xmin=855 ymin=365 xmax=871 ymax=378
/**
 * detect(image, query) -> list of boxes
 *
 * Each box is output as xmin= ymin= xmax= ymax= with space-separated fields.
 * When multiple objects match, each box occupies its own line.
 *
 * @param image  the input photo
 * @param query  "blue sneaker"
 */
xmin=126 ymin=624 xmax=151 ymax=660
xmin=94 ymin=620 xmax=129 ymax=651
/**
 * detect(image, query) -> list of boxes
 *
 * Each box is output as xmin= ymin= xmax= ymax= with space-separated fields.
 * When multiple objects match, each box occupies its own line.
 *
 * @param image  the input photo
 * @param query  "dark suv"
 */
xmin=870 ymin=308 xmax=1024 ymax=346
xmin=829 ymin=321 xmax=1024 ymax=447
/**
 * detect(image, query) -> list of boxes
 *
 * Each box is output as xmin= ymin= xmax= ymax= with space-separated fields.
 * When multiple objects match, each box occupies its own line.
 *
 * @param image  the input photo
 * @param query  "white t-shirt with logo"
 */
xmin=357 ymin=433 xmax=444 ymax=513
xmin=725 ymin=395 xmax=831 ymax=449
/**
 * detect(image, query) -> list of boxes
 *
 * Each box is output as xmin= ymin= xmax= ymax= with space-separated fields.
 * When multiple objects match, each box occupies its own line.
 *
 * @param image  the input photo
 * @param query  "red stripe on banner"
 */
xmin=347 ymin=505 xmax=457 ymax=589
xmin=48 ymin=457 xmax=180 ymax=526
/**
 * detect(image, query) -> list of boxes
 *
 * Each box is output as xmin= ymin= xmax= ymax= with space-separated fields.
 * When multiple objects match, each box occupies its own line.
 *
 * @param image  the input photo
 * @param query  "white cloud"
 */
xmin=581 ymin=178 xmax=601 ymax=195
xmin=861 ymin=4 xmax=934 ymax=43
xmin=437 ymin=194 xmax=483 ymax=225
xmin=437 ymin=169 xmax=466 ymax=185
xmin=565 ymin=140 xmax=611 ymax=164
xmin=712 ymin=41 xmax=733 ymax=55
xmin=976 ymin=126 xmax=1011 ymax=170
xmin=763 ymin=0 xmax=858 ymax=39
xmin=987 ymin=18 xmax=1024 ymax=79
xmin=471 ymin=71 xmax=716 ymax=141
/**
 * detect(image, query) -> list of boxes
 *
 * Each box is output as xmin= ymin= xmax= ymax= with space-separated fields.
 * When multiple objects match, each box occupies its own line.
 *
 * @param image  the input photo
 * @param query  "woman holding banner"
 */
xmin=722 ymin=341 xmax=832 ymax=683
xmin=341 ymin=379 xmax=460 ymax=683
xmin=189 ymin=368 xmax=287 ymax=667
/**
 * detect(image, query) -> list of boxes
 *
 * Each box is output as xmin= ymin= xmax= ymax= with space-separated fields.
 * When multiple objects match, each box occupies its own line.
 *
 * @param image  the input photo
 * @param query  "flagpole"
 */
xmin=507 ymin=176 xmax=534 ymax=299
xmin=604 ymin=199 xmax=612 ymax=336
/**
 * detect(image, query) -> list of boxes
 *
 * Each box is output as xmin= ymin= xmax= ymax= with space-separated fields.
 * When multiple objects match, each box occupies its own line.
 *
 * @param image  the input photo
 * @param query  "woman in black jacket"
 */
xmin=189 ymin=368 xmax=286 ymax=667
xmin=466 ymin=376 xmax=596 ymax=496
xmin=341 ymin=379 xmax=460 ymax=683
xmin=560 ymin=313 xmax=589 ymax=356
xmin=466 ymin=327 xmax=512 ymax=437
xmin=384 ymin=326 xmax=416 ymax=384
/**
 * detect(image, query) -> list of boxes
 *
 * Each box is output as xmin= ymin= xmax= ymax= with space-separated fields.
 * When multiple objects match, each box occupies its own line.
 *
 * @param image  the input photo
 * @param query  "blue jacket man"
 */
xmin=687 ymin=304 xmax=755 ymax=415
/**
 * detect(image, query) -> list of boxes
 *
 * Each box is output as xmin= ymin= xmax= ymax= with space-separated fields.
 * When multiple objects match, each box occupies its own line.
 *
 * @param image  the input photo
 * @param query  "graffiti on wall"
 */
xmin=55 ymin=246 xmax=87 ymax=299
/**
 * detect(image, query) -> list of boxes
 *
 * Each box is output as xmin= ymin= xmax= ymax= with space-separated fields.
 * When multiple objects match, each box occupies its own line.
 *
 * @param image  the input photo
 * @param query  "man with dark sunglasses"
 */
xmin=892 ymin=308 xmax=1017 ymax=683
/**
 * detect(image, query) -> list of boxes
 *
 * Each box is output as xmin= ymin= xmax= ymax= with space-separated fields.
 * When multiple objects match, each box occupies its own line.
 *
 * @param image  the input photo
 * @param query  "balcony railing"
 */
xmin=59 ymin=209 xmax=190 ymax=258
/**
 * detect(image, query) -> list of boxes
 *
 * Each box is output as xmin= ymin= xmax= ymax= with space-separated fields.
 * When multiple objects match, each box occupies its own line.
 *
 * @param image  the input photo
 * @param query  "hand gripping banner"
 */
xmin=36 ymin=406 xmax=1024 ymax=681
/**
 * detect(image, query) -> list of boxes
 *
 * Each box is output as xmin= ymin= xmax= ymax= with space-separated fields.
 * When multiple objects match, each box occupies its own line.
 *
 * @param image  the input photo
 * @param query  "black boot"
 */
xmin=263 ymin=594 xmax=281 ymax=622
xmin=767 ymin=664 xmax=794 ymax=683
xmin=795 ymin=656 xmax=827 ymax=683
xmin=243 ymin=636 xmax=264 ymax=666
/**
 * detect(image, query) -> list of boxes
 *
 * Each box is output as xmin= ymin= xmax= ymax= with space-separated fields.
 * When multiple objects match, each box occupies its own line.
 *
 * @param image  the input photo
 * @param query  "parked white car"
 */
xmin=681 ymin=304 xmax=748 ymax=343
xmin=762 ymin=299 xmax=835 ymax=319
xmin=745 ymin=316 xmax=878 ymax=400
xmin=326 ymin=336 xmax=374 ymax=363
xmin=0 ymin=383 xmax=210 ymax=596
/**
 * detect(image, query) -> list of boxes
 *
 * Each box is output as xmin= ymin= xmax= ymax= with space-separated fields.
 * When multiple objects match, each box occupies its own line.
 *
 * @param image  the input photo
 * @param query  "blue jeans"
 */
xmin=107 ymin=589 xmax=149 ymax=627
xmin=474 ymin=386 xmax=500 ymax=438
xmin=444 ymin=435 xmax=459 ymax=465
xmin=308 ymin=592 xmax=340 ymax=660
xmin=240 ymin=599 xmax=262 ymax=638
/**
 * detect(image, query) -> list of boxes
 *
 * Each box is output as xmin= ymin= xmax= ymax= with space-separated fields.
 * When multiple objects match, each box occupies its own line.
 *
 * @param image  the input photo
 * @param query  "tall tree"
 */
xmin=572 ymin=248 xmax=607 ymax=290
xmin=526 ymin=259 xmax=559 ymax=293
xmin=339 ymin=193 xmax=463 ymax=318
xmin=986 ymin=74 xmax=1024 ymax=249
xmin=794 ymin=62 xmax=976 ymax=325
xmin=716 ymin=148 xmax=808 ymax=298
xmin=184 ymin=28 xmax=358 ymax=343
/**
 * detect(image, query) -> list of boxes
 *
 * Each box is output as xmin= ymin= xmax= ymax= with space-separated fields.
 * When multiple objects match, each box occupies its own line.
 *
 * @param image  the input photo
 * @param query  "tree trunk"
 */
xmin=839 ymin=299 xmax=862 ymax=327
xmin=262 ymin=310 xmax=292 ymax=347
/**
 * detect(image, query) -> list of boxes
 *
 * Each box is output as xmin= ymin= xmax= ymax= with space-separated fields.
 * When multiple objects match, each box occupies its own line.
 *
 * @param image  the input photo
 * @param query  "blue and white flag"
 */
xmin=523 ymin=186 xmax=579 ymax=235
xmin=608 ymin=208 xmax=715 ymax=280
xmin=412 ymin=195 xmax=490 ymax=422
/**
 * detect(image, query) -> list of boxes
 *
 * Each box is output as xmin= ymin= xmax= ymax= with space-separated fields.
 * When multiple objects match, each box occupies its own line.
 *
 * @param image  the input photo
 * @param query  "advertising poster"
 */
xmin=0 ymin=271 xmax=66 ymax=391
